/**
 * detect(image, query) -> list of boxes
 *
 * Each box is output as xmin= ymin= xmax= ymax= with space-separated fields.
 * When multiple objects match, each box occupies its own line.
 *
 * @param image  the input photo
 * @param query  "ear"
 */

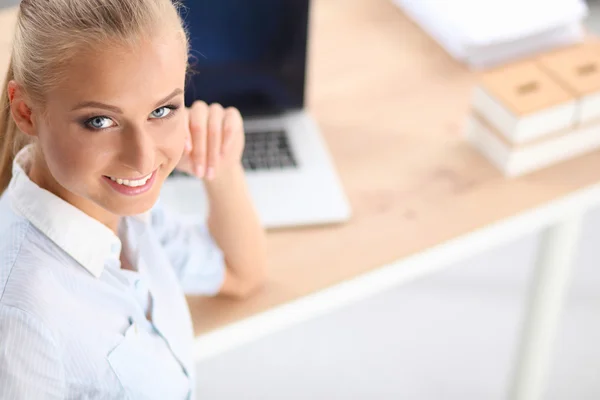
xmin=7 ymin=80 xmax=37 ymax=137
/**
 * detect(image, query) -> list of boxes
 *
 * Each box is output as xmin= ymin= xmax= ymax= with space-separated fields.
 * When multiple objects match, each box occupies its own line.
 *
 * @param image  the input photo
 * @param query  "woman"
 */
xmin=0 ymin=0 xmax=267 ymax=398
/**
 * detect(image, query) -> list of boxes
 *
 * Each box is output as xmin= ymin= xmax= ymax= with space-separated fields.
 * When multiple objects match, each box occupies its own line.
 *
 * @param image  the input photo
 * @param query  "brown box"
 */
xmin=473 ymin=60 xmax=576 ymax=144
xmin=537 ymin=42 xmax=600 ymax=125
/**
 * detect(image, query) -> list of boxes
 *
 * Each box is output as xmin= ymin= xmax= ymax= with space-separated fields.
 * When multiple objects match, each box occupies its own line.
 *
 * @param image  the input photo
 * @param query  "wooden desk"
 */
xmin=189 ymin=0 xmax=480 ymax=334
xmin=0 ymin=1 xmax=596 ymax=399
xmin=186 ymin=1 xmax=598 ymax=399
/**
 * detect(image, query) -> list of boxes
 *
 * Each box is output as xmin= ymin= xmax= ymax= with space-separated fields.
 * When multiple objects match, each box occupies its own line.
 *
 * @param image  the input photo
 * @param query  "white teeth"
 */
xmin=108 ymin=172 xmax=152 ymax=188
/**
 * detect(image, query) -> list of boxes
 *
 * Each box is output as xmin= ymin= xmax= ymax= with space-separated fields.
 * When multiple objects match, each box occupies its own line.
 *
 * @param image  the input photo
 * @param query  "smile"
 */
xmin=106 ymin=172 xmax=154 ymax=188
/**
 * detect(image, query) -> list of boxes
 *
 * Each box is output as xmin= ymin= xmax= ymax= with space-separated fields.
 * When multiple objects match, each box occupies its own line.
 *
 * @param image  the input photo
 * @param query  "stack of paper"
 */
xmin=392 ymin=0 xmax=589 ymax=68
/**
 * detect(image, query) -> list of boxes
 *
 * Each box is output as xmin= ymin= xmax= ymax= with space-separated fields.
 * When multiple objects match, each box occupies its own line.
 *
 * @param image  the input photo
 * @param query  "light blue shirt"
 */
xmin=0 ymin=145 xmax=226 ymax=399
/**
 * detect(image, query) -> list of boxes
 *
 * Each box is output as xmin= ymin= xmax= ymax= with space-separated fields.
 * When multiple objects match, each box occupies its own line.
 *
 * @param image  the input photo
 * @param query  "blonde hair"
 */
xmin=0 ymin=0 xmax=189 ymax=194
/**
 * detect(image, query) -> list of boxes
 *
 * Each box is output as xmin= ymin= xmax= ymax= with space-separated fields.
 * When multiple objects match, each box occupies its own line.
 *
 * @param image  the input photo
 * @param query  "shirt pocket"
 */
xmin=107 ymin=320 xmax=191 ymax=400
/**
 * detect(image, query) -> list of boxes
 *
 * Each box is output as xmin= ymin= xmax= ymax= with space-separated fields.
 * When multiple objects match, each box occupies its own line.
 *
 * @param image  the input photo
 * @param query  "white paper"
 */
xmin=395 ymin=0 xmax=587 ymax=46
xmin=393 ymin=0 xmax=588 ymax=68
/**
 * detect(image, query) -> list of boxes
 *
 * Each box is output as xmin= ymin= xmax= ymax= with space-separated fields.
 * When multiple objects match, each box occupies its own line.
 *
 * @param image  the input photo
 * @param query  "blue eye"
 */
xmin=85 ymin=116 xmax=114 ymax=130
xmin=150 ymin=106 xmax=172 ymax=119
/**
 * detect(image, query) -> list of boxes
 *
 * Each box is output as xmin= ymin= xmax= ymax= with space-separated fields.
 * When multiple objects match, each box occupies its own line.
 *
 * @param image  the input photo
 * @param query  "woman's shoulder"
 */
xmin=0 ymin=193 xmax=34 ymax=273
xmin=0 ymin=197 xmax=73 ymax=320
xmin=1 ymin=190 xmax=73 ymax=265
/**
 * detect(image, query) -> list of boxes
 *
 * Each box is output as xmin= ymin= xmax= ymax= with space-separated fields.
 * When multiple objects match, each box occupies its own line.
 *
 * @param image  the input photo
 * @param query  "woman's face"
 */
xmin=32 ymin=33 xmax=188 ymax=220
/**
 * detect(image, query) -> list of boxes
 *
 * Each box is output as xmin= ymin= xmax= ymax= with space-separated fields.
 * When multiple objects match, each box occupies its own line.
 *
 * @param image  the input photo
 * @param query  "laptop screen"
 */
xmin=181 ymin=0 xmax=310 ymax=117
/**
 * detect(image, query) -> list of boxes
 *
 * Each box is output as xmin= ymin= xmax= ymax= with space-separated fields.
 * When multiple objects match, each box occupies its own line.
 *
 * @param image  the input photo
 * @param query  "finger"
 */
xmin=184 ymin=134 xmax=192 ymax=154
xmin=206 ymin=103 xmax=224 ymax=180
xmin=188 ymin=101 xmax=209 ymax=178
xmin=222 ymin=107 xmax=242 ymax=156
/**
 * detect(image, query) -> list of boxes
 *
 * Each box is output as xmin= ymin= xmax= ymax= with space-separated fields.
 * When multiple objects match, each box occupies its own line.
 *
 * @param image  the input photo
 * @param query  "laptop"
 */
xmin=161 ymin=0 xmax=351 ymax=228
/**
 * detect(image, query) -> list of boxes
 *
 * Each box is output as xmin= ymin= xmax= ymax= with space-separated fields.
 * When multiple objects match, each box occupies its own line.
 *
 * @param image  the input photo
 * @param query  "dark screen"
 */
xmin=180 ymin=0 xmax=310 ymax=117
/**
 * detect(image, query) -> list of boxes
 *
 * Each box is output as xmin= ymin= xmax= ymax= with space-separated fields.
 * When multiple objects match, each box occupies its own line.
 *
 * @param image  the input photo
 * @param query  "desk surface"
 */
xmin=0 ymin=0 xmax=598 ymax=337
xmin=188 ymin=0 xmax=600 ymax=335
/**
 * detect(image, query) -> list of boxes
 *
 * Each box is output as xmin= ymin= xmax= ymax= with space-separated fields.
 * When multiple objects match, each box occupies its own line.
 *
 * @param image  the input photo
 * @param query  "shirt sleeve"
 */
xmin=0 ymin=305 xmax=65 ymax=399
xmin=150 ymin=201 xmax=226 ymax=296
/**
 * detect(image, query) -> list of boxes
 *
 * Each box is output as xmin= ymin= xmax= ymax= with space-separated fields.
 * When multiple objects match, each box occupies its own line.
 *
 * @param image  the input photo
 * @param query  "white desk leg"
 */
xmin=509 ymin=213 xmax=583 ymax=400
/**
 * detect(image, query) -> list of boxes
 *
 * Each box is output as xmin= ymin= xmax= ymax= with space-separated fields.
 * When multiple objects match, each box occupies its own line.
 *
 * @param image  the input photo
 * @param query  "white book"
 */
xmin=466 ymin=113 xmax=600 ymax=176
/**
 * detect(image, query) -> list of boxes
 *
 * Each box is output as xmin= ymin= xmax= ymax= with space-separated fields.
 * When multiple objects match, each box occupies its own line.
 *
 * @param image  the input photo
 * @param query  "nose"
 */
xmin=120 ymin=126 xmax=155 ymax=175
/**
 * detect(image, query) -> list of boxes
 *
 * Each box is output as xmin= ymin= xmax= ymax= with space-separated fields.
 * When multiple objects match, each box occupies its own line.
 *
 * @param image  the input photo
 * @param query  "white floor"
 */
xmin=195 ymin=5 xmax=600 ymax=399
xmin=195 ymin=207 xmax=600 ymax=399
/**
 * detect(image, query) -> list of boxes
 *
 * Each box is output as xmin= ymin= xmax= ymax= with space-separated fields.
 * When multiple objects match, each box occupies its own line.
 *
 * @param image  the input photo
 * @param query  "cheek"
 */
xmin=38 ymin=120 xmax=110 ymax=187
xmin=158 ymin=115 xmax=188 ymax=162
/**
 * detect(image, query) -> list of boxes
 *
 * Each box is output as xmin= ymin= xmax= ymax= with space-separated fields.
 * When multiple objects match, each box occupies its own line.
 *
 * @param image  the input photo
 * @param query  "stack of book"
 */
xmin=392 ymin=0 xmax=588 ymax=69
xmin=466 ymin=41 xmax=600 ymax=177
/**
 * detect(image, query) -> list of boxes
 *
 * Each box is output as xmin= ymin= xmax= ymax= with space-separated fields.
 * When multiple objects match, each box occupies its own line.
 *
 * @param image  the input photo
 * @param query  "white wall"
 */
xmin=0 ymin=0 xmax=19 ymax=9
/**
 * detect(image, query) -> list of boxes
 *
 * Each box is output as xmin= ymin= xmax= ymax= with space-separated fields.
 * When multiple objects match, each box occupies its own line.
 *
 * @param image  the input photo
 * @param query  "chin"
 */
xmin=102 ymin=191 xmax=161 ymax=217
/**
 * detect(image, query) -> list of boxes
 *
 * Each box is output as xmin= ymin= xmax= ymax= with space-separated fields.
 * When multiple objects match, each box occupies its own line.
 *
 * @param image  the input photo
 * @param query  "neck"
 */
xmin=28 ymin=151 xmax=120 ymax=234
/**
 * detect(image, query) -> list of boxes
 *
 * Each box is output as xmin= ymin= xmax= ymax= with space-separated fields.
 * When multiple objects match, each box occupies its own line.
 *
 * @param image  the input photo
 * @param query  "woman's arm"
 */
xmin=177 ymin=101 xmax=267 ymax=299
xmin=205 ymin=164 xmax=267 ymax=298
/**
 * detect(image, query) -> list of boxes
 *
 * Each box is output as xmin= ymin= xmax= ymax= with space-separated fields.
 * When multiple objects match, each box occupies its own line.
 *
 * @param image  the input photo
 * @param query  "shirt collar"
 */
xmin=8 ymin=145 xmax=123 ymax=278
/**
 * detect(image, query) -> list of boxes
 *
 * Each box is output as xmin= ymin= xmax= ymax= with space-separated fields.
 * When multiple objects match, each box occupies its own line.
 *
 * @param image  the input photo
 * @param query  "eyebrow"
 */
xmin=71 ymin=88 xmax=184 ymax=113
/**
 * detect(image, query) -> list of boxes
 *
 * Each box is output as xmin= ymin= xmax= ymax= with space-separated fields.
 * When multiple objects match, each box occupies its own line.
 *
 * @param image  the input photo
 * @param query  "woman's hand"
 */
xmin=176 ymin=101 xmax=245 ymax=181
xmin=176 ymin=101 xmax=266 ymax=299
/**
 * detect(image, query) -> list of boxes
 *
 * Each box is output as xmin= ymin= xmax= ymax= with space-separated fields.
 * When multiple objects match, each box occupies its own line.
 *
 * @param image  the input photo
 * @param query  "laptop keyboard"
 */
xmin=169 ymin=129 xmax=297 ymax=178
xmin=242 ymin=129 xmax=297 ymax=171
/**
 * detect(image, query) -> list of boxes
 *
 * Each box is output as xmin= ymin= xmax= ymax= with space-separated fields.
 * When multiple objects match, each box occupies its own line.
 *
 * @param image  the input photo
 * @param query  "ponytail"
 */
xmin=0 ymin=62 xmax=30 ymax=195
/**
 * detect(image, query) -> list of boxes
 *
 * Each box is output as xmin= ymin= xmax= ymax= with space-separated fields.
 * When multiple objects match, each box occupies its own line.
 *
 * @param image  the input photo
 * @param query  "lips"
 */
xmin=102 ymin=170 xmax=157 ymax=196
xmin=105 ymin=172 xmax=153 ymax=188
